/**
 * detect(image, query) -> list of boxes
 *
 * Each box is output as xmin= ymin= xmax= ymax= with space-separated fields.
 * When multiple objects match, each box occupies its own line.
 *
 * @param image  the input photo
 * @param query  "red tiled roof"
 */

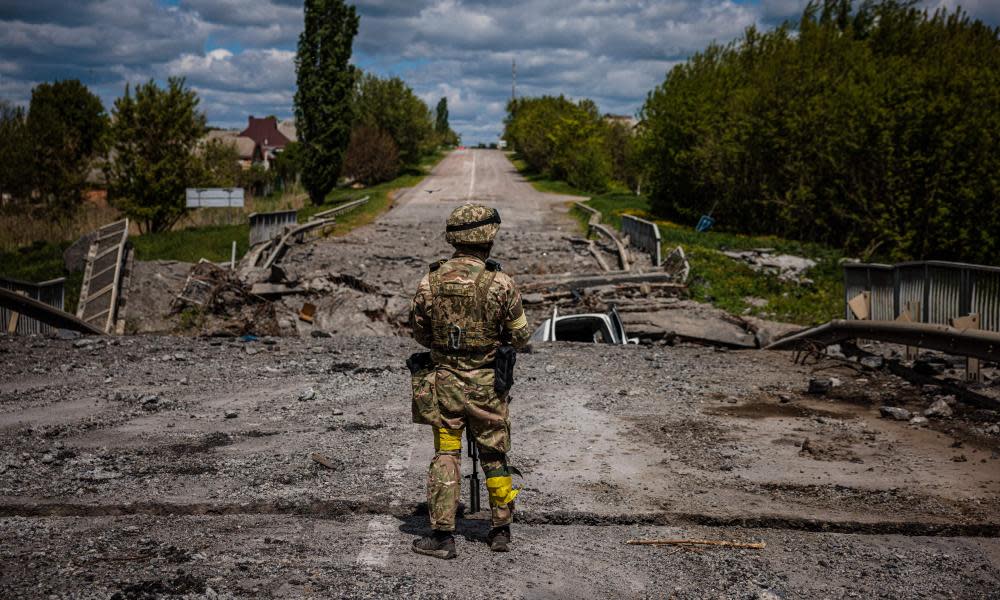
xmin=239 ymin=116 xmax=291 ymax=150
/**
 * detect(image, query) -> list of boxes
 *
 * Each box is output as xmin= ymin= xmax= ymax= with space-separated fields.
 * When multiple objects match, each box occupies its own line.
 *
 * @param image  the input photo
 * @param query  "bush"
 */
xmin=504 ymin=96 xmax=613 ymax=193
xmin=342 ymin=125 xmax=400 ymax=185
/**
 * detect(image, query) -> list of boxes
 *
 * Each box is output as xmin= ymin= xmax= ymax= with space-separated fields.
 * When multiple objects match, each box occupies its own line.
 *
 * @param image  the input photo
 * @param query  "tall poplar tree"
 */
xmin=435 ymin=97 xmax=449 ymax=134
xmin=294 ymin=0 xmax=359 ymax=205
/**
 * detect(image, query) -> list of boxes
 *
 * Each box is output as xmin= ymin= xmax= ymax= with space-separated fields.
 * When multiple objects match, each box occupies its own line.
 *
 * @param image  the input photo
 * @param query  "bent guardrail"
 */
xmin=844 ymin=261 xmax=1000 ymax=332
xmin=0 ymin=277 xmax=66 ymax=335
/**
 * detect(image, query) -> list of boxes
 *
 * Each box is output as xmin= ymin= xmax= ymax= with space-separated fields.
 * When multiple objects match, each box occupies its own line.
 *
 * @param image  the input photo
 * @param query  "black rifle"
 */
xmin=465 ymin=428 xmax=481 ymax=513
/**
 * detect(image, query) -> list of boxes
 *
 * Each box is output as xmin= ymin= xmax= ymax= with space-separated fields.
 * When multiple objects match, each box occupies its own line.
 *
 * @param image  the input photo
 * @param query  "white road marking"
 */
xmin=466 ymin=151 xmax=477 ymax=201
xmin=355 ymin=445 xmax=414 ymax=568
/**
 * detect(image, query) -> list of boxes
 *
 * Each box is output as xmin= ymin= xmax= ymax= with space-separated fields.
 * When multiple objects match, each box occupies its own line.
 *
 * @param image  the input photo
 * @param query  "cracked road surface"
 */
xmin=2 ymin=150 xmax=999 ymax=598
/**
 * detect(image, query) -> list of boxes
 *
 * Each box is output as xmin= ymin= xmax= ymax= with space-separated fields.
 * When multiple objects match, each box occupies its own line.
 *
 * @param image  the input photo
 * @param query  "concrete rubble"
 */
xmin=1 ymin=151 xmax=999 ymax=598
xmin=722 ymin=248 xmax=817 ymax=283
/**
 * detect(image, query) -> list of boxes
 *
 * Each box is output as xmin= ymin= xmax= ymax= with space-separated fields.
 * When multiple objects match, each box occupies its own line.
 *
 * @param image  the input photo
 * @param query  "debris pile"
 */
xmin=722 ymin=248 xmax=817 ymax=283
xmin=172 ymin=261 xmax=279 ymax=337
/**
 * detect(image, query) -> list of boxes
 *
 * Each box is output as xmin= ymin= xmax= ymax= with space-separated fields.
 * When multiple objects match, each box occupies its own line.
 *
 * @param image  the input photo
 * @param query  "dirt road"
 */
xmin=2 ymin=150 xmax=999 ymax=598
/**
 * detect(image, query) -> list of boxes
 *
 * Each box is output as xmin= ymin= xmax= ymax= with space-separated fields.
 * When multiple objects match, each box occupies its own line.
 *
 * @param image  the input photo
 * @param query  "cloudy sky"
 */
xmin=1 ymin=0 xmax=996 ymax=145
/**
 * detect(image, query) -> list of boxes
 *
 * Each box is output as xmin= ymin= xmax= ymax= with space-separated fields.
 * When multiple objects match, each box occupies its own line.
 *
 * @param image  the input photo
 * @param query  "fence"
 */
xmin=620 ymin=214 xmax=662 ymax=267
xmin=248 ymin=210 xmax=298 ymax=246
xmin=0 ymin=277 xmax=66 ymax=335
xmin=844 ymin=261 xmax=1000 ymax=332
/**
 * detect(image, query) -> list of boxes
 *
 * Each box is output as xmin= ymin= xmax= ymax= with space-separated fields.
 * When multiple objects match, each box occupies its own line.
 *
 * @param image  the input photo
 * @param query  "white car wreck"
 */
xmin=530 ymin=306 xmax=638 ymax=345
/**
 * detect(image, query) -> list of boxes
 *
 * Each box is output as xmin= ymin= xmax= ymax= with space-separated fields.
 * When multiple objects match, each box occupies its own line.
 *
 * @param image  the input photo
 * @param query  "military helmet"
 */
xmin=445 ymin=204 xmax=501 ymax=246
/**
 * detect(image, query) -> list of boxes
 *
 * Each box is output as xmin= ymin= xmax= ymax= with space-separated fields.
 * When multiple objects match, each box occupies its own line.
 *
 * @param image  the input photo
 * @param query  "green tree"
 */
xmin=0 ymin=101 xmax=31 ymax=204
xmin=640 ymin=0 xmax=1000 ymax=263
xmin=354 ymin=73 xmax=434 ymax=165
xmin=106 ymin=78 xmax=207 ymax=234
xmin=26 ymin=80 xmax=107 ymax=214
xmin=294 ymin=0 xmax=359 ymax=205
xmin=197 ymin=139 xmax=241 ymax=188
xmin=504 ymin=95 xmax=612 ymax=192
xmin=273 ymin=141 xmax=303 ymax=190
xmin=343 ymin=125 xmax=399 ymax=184
xmin=435 ymin=97 xmax=449 ymax=134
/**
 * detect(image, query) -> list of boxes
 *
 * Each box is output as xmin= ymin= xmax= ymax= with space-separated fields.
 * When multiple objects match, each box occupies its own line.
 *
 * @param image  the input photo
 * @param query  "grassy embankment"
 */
xmin=509 ymin=155 xmax=842 ymax=326
xmin=0 ymin=149 xmax=448 ymax=313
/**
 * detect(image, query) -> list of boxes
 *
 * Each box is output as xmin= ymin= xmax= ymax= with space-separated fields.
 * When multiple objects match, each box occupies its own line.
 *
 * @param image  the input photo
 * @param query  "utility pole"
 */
xmin=511 ymin=59 xmax=516 ymax=102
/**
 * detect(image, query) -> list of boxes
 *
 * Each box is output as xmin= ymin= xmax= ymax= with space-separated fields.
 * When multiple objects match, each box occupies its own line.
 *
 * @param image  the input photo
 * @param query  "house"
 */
xmin=277 ymin=119 xmax=297 ymax=143
xmin=239 ymin=116 xmax=292 ymax=169
xmin=603 ymin=114 xmax=639 ymax=131
xmin=202 ymin=129 xmax=262 ymax=169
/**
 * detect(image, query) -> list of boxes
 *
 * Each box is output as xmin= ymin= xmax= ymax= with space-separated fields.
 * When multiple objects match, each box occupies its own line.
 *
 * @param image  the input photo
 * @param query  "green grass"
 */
xmin=131 ymin=224 xmax=250 ymax=264
xmin=580 ymin=193 xmax=844 ymax=326
xmin=508 ymin=155 xmax=590 ymax=197
xmin=134 ymin=149 xmax=448 ymax=261
xmin=0 ymin=240 xmax=84 ymax=314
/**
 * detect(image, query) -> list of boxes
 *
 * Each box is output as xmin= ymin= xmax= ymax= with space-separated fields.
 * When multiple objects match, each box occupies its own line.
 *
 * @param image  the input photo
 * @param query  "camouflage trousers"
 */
xmin=426 ymin=366 xmax=515 ymax=531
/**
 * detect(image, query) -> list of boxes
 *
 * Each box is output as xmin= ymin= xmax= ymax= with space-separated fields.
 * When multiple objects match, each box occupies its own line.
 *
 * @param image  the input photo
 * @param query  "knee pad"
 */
xmin=434 ymin=427 xmax=463 ymax=453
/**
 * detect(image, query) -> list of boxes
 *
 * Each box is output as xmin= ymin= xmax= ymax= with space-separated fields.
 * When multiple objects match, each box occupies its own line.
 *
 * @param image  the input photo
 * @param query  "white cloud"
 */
xmin=1 ymin=0 xmax=997 ymax=144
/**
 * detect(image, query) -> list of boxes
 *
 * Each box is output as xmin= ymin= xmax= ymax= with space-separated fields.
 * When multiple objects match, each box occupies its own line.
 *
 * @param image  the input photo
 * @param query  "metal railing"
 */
xmin=844 ymin=260 xmax=1000 ymax=332
xmin=248 ymin=209 xmax=298 ymax=246
xmin=621 ymin=214 xmax=662 ymax=267
xmin=0 ymin=276 xmax=66 ymax=335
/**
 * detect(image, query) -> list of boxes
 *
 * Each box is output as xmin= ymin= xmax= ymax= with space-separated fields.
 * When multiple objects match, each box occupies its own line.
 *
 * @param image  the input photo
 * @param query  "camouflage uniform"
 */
xmin=409 ymin=205 xmax=531 ymax=534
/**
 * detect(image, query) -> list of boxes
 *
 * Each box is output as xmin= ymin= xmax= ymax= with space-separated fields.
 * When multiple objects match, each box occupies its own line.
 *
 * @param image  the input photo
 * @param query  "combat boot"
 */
xmin=487 ymin=525 xmax=511 ymax=552
xmin=412 ymin=530 xmax=456 ymax=560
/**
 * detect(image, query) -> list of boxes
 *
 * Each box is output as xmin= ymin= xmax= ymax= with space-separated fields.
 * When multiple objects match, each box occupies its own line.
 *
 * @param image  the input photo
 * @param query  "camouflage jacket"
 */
xmin=410 ymin=251 xmax=530 ymax=372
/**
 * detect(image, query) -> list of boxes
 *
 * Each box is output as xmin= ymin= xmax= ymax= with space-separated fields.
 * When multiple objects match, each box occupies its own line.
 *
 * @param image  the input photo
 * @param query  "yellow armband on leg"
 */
xmin=485 ymin=474 xmax=520 ymax=507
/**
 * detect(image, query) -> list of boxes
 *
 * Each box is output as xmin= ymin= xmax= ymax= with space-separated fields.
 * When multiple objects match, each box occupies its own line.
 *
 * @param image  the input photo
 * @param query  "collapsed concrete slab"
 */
xmin=621 ymin=300 xmax=758 ymax=348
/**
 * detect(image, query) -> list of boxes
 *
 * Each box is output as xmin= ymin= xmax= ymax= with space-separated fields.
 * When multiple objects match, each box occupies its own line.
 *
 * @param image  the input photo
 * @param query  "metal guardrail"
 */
xmin=621 ymin=214 xmax=662 ymax=267
xmin=0 ymin=277 xmax=65 ymax=335
xmin=310 ymin=196 xmax=369 ymax=221
xmin=248 ymin=209 xmax=298 ymax=246
xmin=844 ymin=261 xmax=1000 ymax=332
xmin=766 ymin=319 xmax=1000 ymax=363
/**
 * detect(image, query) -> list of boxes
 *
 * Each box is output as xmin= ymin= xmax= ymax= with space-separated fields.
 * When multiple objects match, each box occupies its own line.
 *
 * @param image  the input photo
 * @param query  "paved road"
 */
xmin=1 ymin=150 xmax=998 ymax=598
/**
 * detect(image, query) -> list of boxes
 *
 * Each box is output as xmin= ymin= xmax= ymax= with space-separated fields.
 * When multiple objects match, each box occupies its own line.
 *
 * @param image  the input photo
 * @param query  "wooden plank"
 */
xmin=848 ymin=291 xmax=871 ymax=320
xmin=950 ymin=314 xmax=981 ymax=382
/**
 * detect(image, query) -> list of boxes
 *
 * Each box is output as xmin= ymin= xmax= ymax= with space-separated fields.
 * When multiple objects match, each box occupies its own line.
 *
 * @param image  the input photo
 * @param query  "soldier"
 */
xmin=408 ymin=204 xmax=531 ymax=559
